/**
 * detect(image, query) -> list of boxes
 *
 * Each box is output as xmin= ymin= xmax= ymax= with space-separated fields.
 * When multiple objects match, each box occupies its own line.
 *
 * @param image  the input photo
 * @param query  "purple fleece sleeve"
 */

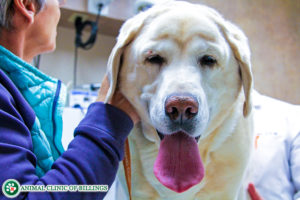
xmin=0 ymin=99 xmax=133 ymax=200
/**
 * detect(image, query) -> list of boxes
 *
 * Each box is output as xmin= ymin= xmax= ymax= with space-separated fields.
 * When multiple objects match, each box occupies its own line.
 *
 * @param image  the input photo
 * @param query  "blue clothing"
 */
xmin=0 ymin=46 xmax=133 ymax=199
xmin=0 ymin=45 xmax=66 ymax=177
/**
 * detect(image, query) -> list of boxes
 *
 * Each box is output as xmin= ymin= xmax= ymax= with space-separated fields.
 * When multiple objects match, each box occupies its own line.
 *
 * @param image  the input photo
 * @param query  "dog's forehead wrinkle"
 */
xmin=145 ymin=10 xmax=219 ymax=47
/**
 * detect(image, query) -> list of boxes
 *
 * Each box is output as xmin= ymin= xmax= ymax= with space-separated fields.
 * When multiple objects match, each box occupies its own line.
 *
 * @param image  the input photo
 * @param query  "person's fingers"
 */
xmin=248 ymin=183 xmax=263 ymax=200
xmin=97 ymin=75 xmax=110 ymax=102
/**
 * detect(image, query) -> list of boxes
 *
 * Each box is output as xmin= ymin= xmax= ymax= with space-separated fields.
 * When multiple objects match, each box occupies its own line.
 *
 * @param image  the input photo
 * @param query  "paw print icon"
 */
xmin=6 ymin=183 xmax=16 ymax=193
xmin=2 ymin=179 xmax=20 ymax=198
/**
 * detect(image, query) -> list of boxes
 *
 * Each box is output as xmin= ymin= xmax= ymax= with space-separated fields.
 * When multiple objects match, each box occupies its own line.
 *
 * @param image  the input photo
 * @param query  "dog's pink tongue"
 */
xmin=154 ymin=132 xmax=204 ymax=193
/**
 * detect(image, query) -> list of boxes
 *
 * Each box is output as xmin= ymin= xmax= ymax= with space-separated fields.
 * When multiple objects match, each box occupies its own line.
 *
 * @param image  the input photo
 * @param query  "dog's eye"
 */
xmin=199 ymin=55 xmax=217 ymax=67
xmin=145 ymin=54 xmax=165 ymax=66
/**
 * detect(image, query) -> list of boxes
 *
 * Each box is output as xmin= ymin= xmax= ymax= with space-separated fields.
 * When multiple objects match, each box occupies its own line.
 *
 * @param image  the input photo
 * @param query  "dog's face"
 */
xmin=105 ymin=1 xmax=252 ymax=193
xmin=120 ymin=10 xmax=242 ymax=140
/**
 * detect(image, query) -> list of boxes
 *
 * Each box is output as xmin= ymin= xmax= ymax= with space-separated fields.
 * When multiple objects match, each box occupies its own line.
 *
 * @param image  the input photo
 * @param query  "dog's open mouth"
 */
xmin=154 ymin=131 xmax=205 ymax=193
xmin=157 ymin=130 xmax=201 ymax=142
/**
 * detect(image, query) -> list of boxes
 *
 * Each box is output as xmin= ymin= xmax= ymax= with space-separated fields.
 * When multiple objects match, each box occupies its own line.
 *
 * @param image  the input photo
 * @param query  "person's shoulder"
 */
xmin=0 ymin=71 xmax=17 ymax=110
xmin=252 ymin=90 xmax=300 ymax=113
xmin=0 ymin=69 xmax=36 ymax=128
xmin=253 ymin=90 xmax=300 ymax=138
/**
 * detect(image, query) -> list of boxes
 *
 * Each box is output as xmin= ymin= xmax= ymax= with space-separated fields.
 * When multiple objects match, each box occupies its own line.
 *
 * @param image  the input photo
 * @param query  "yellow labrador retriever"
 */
xmin=105 ymin=1 xmax=253 ymax=199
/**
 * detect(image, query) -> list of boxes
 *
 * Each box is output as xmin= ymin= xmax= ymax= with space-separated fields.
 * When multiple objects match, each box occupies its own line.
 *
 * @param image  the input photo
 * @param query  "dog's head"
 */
xmin=104 ymin=1 xmax=253 ymax=193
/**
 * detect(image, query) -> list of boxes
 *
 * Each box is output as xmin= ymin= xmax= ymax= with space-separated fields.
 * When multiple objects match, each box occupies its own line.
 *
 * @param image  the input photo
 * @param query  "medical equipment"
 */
xmin=73 ymin=0 xmax=113 ymax=88
xmin=134 ymin=0 xmax=174 ymax=14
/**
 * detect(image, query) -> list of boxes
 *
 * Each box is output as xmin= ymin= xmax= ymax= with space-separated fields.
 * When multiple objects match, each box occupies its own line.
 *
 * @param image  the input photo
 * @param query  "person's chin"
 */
xmin=43 ymin=41 xmax=56 ymax=53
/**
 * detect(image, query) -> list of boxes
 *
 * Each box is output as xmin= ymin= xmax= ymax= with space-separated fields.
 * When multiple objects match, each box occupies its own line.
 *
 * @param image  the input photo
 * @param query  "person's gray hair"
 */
xmin=0 ymin=0 xmax=45 ymax=30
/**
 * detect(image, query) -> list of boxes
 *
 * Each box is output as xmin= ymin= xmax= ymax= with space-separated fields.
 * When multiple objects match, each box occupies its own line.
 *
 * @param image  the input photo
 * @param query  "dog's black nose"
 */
xmin=165 ymin=94 xmax=198 ymax=122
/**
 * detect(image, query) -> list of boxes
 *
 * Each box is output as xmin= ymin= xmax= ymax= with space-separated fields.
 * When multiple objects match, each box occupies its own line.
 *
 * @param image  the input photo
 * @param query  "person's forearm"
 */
xmin=28 ymin=102 xmax=133 ymax=200
xmin=1 ymin=102 xmax=133 ymax=200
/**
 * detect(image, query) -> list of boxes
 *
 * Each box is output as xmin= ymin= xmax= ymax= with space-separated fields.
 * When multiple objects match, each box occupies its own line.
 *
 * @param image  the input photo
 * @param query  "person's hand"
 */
xmin=97 ymin=75 xmax=140 ymax=124
xmin=248 ymin=183 xmax=263 ymax=200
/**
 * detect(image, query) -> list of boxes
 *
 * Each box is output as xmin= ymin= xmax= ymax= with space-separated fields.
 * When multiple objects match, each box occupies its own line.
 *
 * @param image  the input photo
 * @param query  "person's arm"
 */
xmin=248 ymin=128 xmax=300 ymax=200
xmin=248 ymin=105 xmax=300 ymax=200
xmin=0 ymin=84 xmax=134 ymax=200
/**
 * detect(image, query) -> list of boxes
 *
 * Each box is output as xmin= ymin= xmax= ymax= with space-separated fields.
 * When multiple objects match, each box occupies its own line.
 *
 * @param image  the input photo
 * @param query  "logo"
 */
xmin=1 ymin=179 xmax=108 ymax=197
xmin=2 ymin=179 xmax=21 ymax=198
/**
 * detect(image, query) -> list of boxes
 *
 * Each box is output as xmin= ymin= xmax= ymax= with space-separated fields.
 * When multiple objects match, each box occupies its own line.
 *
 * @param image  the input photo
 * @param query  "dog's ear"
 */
xmin=211 ymin=14 xmax=253 ymax=117
xmin=104 ymin=4 xmax=170 ymax=103
xmin=104 ymin=14 xmax=146 ymax=103
xmin=104 ymin=6 xmax=167 ymax=103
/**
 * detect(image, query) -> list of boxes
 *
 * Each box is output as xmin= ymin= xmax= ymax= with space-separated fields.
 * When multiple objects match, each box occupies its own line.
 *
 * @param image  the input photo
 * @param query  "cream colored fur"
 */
xmin=105 ymin=1 xmax=254 ymax=199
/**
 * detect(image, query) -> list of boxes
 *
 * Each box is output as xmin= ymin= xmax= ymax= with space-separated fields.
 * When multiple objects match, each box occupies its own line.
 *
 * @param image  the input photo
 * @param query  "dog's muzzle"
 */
xmin=156 ymin=93 xmax=200 ymax=141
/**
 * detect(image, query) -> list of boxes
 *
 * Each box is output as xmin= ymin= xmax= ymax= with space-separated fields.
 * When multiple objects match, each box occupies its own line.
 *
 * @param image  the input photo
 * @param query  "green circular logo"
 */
xmin=2 ymin=179 xmax=21 ymax=198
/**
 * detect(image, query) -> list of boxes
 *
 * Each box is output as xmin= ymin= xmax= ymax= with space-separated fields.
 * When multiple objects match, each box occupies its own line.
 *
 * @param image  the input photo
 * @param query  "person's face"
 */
xmin=28 ymin=0 xmax=64 ymax=53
